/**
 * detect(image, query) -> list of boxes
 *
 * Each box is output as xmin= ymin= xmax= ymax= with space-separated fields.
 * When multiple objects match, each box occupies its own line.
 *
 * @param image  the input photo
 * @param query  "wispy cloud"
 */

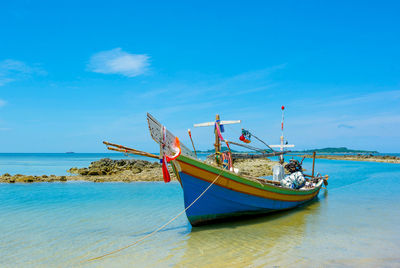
xmin=332 ymin=90 xmax=400 ymax=106
xmin=137 ymin=65 xmax=284 ymax=101
xmin=87 ymin=48 xmax=150 ymax=77
xmin=0 ymin=59 xmax=46 ymax=86
xmin=0 ymin=99 xmax=6 ymax=107
xmin=338 ymin=124 xmax=354 ymax=129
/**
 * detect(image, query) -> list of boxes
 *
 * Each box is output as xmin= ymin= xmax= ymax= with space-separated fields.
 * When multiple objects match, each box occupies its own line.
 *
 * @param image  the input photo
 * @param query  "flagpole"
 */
xmin=280 ymin=105 xmax=285 ymax=164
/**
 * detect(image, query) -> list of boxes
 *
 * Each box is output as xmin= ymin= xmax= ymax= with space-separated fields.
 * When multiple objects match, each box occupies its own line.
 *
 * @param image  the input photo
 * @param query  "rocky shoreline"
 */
xmin=0 ymin=157 xmax=276 ymax=183
xmin=300 ymin=154 xmax=400 ymax=164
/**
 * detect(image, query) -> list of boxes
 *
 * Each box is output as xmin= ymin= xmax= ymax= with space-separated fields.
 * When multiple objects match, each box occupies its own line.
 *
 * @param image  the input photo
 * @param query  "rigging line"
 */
xmin=249 ymin=132 xmax=275 ymax=152
xmin=226 ymin=140 xmax=269 ymax=154
xmin=82 ymin=169 xmax=225 ymax=263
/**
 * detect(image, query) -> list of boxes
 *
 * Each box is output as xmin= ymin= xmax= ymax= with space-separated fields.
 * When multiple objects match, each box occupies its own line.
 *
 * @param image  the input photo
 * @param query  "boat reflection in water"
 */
xmin=175 ymin=195 xmax=327 ymax=267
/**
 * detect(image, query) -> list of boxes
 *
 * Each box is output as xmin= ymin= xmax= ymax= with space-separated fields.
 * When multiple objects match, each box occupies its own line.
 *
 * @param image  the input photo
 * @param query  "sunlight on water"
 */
xmin=1 ymin=159 xmax=400 ymax=267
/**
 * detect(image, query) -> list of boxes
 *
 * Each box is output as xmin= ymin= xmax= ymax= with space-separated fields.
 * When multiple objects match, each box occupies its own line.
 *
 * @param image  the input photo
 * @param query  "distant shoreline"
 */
xmin=300 ymin=154 xmax=400 ymax=164
xmin=1 ymin=154 xmax=399 ymax=184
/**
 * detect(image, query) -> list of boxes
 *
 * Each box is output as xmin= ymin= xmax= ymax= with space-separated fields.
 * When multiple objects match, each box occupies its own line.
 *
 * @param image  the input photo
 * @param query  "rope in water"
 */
xmin=83 ymin=169 xmax=225 ymax=263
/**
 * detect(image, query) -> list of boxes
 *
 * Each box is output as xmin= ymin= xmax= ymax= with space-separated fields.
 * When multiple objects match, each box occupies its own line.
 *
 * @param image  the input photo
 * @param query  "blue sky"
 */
xmin=0 ymin=0 xmax=399 ymax=153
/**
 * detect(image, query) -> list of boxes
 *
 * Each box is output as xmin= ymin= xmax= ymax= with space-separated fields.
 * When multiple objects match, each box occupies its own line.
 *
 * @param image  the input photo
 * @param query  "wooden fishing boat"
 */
xmin=146 ymin=113 xmax=327 ymax=226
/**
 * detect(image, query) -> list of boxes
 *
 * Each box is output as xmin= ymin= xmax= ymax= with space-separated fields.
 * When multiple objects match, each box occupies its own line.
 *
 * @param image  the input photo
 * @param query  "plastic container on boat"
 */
xmin=272 ymin=164 xmax=284 ymax=181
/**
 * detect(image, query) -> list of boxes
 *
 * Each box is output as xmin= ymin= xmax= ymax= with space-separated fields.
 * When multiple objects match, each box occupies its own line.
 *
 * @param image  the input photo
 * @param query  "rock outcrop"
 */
xmin=0 ymin=157 xmax=278 ymax=183
xmin=0 ymin=158 xmax=175 ymax=183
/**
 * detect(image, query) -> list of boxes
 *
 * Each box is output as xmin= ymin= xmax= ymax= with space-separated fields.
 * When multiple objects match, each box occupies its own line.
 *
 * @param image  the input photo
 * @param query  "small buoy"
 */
xmin=281 ymin=105 xmax=285 ymax=110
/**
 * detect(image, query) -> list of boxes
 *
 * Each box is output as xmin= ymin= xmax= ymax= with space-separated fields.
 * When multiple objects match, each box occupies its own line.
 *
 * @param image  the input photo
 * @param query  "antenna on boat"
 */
xmin=194 ymin=114 xmax=241 ymax=164
xmin=268 ymin=106 xmax=295 ymax=163
xmin=280 ymin=106 xmax=285 ymax=163
xmin=187 ymin=129 xmax=198 ymax=157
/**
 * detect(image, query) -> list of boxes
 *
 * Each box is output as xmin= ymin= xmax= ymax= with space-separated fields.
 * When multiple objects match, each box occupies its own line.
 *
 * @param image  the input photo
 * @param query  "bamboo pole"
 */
xmin=103 ymin=141 xmax=159 ymax=159
xmin=103 ymin=141 xmax=139 ymax=152
xmin=304 ymin=174 xmax=328 ymax=179
xmin=187 ymin=129 xmax=197 ymax=158
xmin=225 ymin=140 xmax=234 ymax=169
xmin=215 ymin=114 xmax=221 ymax=164
xmin=106 ymin=147 xmax=159 ymax=159
xmin=311 ymin=151 xmax=316 ymax=177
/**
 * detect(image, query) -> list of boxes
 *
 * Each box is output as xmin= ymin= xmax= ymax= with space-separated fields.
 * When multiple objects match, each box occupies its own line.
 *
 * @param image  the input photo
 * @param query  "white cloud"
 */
xmin=0 ymin=99 xmax=6 ymax=107
xmin=0 ymin=59 xmax=46 ymax=86
xmin=87 ymin=48 xmax=149 ymax=77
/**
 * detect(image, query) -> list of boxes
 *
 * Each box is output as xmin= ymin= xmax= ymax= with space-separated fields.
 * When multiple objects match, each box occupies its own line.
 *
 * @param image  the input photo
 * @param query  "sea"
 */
xmin=1 ymin=153 xmax=400 ymax=267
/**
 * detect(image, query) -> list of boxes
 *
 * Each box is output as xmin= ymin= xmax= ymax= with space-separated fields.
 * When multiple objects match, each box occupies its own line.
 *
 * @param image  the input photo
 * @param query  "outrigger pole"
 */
xmin=103 ymin=141 xmax=159 ymax=159
xmin=187 ymin=129 xmax=197 ymax=157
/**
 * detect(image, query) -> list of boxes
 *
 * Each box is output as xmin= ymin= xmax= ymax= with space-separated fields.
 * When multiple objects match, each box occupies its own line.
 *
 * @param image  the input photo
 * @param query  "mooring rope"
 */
xmin=83 ymin=169 xmax=225 ymax=263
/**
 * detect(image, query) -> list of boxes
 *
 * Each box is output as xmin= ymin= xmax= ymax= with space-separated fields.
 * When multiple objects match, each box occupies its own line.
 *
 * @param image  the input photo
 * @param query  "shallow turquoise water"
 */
xmin=0 ymin=153 xmax=151 ymax=175
xmin=1 ymin=158 xmax=400 ymax=267
xmin=0 ymin=153 xmax=209 ymax=176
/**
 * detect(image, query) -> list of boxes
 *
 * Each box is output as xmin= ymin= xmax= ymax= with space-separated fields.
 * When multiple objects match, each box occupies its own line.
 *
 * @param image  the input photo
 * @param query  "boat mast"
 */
xmin=269 ymin=106 xmax=295 ymax=162
xmin=215 ymin=114 xmax=221 ymax=159
xmin=280 ymin=105 xmax=285 ymax=163
xmin=194 ymin=115 xmax=241 ymax=165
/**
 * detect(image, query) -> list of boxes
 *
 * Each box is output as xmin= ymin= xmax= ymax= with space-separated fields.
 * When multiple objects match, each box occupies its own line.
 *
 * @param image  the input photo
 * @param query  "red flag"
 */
xmin=161 ymin=155 xmax=171 ymax=183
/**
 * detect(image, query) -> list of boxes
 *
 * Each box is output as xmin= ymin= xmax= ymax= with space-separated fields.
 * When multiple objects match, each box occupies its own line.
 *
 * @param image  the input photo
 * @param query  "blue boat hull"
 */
xmin=179 ymin=172 xmax=316 ymax=226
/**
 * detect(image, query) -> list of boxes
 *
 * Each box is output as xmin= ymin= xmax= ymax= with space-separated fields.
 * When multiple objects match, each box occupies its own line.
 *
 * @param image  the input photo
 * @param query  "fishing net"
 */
xmin=281 ymin=171 xmax=306 ymax=189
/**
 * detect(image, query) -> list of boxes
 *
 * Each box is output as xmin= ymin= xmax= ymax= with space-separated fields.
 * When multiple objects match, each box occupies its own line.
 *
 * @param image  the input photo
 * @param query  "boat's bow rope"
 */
xmin=82 ymin=169 xmax=225 ymax=263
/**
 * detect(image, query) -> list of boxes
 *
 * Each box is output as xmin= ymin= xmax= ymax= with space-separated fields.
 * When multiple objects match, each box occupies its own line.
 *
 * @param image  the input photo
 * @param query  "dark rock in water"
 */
xmin=87 ymin=169 xmax=103 ymax=176
xmin=79 ymin=168 xmax=89 ymax=175
xmin=68 ymin=167 xmax=79 ymax=174
xmin=131 ymin=168 xmax=142 ymax=174
xmin=15 ymin=176 xmax=34 ymax=183
xmin=116 ymin=160 xmax=127 ymax=166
